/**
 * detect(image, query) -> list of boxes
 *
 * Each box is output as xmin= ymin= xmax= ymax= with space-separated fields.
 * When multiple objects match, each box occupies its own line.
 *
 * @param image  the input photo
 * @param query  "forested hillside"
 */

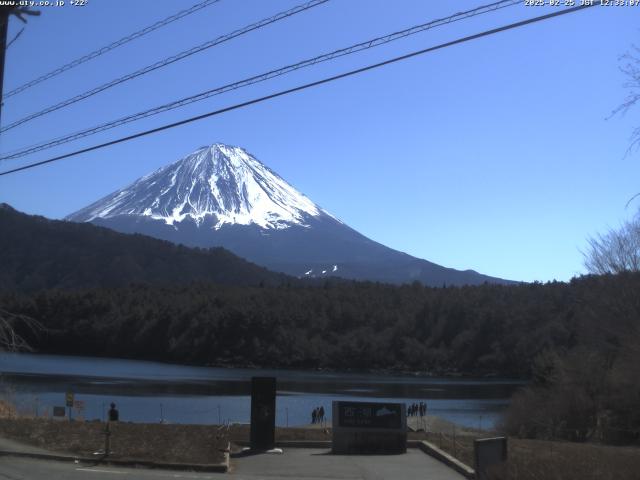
xmin=3 ymin=272 xmax=638 ymax=378
xmin=0 ymin=204 xmax=291 ymax=290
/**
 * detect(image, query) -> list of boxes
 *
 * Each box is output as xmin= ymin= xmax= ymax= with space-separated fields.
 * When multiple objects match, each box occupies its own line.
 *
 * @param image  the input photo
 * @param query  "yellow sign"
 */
xmin=65 ymin=391 xmax=74 ymax=407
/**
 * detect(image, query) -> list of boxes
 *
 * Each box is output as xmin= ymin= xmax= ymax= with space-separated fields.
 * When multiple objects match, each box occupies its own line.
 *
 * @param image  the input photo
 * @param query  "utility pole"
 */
xmin=0 ymin=6 xmax=40 ymax=126
xmin=0 ymin=7 xmax=10 ymax=125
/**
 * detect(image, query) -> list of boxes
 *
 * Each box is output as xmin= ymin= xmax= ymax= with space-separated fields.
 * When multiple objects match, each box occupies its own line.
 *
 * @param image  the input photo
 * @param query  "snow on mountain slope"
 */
xmin=66 ymin=142 xmax=514 ymax=286
xmin=67 ymin=143 xmax=337 ymax=230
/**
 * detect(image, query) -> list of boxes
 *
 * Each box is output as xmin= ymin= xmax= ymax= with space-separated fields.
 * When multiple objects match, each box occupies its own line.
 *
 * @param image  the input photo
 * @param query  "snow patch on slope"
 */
xmin=67 ymin=143 xmax=339 ymax=230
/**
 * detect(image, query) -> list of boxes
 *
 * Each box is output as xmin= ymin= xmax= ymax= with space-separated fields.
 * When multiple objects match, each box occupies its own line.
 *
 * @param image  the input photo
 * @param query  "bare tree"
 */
xmin=584 ymin=214 xmax=640 ymax=274
xmin=585 ymin=45 xmax=640 ymax=272
xmin=0 ymin=308 xmax=43 ymax=351
xmin=612 ymin=45 xmax=640 ymax=154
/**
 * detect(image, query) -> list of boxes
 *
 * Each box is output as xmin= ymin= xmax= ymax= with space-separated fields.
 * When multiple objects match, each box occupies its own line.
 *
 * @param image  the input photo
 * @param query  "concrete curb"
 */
xmin=0 ymin=449 xmax=229 ymax=473
xmin=413 ymin=440 xmax=475 ymax=479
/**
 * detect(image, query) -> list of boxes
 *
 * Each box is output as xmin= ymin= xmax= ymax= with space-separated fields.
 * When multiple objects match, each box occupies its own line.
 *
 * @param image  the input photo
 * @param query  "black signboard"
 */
xmin=250 ymin=376 xmax=276 ymax=450
xmin=474 ymin=437 xmax=508 ymax=480
xmin=53 ymin=406 xmax=66 ymax=417
xmin=337 ymin=401 xmax=402 ymax=429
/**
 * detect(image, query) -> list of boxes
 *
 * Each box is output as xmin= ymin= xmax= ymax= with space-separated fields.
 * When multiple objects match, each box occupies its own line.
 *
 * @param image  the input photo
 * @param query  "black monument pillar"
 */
xmin=250 ymin=376 xmax=276 ymax=450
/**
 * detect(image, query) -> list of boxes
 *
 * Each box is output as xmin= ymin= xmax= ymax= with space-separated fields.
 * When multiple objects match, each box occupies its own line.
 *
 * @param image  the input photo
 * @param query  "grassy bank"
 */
xmin=0 ymin=418 xmax=228 ymax=465
xmin=423 ymin=431 xmax=640 ymax=480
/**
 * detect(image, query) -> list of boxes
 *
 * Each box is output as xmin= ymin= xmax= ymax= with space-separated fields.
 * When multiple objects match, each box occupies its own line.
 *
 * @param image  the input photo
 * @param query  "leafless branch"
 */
xmin=0 ymin=308 xmax=44 ymax=352
xmin=583 ymin=214 xmax=640 ymax=275
xmin=608 ymin=45 xmax=640 ymax=156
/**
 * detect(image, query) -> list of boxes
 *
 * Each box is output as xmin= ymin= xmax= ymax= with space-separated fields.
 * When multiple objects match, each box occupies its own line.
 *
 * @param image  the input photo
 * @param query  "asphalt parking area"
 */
xmin=229 ymin=448 xmax=466 ymax=479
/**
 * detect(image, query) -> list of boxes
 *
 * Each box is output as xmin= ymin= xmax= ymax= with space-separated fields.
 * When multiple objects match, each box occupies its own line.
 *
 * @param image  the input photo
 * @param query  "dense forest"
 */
xmin=3 ymin=273 xmax=638 ymax=378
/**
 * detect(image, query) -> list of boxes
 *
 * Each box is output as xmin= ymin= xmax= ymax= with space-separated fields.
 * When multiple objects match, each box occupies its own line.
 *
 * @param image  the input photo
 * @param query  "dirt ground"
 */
xmin=0 ymin=400 xmax=16 ymax=419
xmin=230 ymin=425 xmax=454 ymax=443
xmin=0 ymin=414 xmax=477 ymax=466
xmin=422 ymin=429 xmax=640 ymax=480
xmin=0 ymin=418 xmax=228 ymax=465
xmin=498 ymin=438 xmax=640 ymax=480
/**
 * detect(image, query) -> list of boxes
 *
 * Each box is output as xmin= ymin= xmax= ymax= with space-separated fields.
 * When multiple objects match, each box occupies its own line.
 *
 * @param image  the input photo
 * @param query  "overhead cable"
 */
xmin=2 ymin=0 xmax=223 ymax=100
xmin=0 ymin=3 xmax=597 ymax=177
xmin=0 ymin=0 xmax=329 ymax=133
xmin=0 ymin=0 xmax=519 ymax=161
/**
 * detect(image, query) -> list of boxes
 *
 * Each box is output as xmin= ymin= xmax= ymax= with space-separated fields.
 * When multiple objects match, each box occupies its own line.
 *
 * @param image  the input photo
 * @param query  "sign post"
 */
xmin=332 ymin=401 xmax=406 ymax=454
xmin=250 ymin=377 xmax=276 ymax=451
xmin=74 ymin=400 xmax=85 ymax=421
xmin=65 ymin=391 xmax=74 ymax=421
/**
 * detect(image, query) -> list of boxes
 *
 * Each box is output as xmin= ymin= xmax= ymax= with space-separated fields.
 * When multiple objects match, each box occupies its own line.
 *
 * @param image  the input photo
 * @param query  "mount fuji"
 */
xmin=66 ymin=143 xmax=511 ymax=286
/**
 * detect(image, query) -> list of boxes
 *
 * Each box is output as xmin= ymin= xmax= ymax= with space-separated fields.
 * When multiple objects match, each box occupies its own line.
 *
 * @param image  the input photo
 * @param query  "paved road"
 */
xmin=0 ymin=456 xmax=220 ymax=480
xmin=0 ymin=448 xmax=466 ymax=480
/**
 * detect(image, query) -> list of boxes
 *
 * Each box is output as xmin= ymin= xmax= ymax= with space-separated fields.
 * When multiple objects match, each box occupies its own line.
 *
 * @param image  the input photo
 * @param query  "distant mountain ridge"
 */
xmin=0 ymin=204 xmax=292 ymax=291
xmin=67 ymin=143 xmax=514 ymax=286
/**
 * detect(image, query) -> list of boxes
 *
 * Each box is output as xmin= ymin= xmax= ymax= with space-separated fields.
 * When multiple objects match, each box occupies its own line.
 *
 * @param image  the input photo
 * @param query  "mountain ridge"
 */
xmin=67 ymin=143 xmax=515 ymax=286
xmin=0 ymin=204 xmax=294 ymax=291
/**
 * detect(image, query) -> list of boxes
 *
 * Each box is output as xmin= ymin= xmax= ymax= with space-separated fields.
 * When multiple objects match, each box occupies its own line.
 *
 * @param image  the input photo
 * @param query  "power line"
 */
xmin=0 ymin=0 xmax=329 ymax=133
xmin=0 ymin=3 xmax=597 ymax=178
xmin=5 ymin=27 xmax=24 ymax=50
xmin=2 ymin=0 xmax=222 ymax=100
xmin=0 ymin=0 xmax=520 ymax=161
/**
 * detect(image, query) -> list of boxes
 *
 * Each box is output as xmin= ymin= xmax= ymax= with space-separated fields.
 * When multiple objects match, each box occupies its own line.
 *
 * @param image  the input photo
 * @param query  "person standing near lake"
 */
xmin=108 ymin=402 xmax=119 ymax=422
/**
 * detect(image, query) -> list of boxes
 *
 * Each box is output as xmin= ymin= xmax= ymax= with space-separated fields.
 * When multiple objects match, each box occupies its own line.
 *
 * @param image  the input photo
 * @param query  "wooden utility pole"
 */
xmin=0 ymin=7 xmax=10 ymax=125
xmin=0 ymin=6 xmax=40 ymax=126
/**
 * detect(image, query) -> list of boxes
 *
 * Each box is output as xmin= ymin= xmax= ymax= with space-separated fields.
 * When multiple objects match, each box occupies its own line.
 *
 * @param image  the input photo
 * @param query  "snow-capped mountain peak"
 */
xmin=66 ymin=142 xmax=513 ymax=287
xmin=67 ymin=143 xmax=335 ymax=230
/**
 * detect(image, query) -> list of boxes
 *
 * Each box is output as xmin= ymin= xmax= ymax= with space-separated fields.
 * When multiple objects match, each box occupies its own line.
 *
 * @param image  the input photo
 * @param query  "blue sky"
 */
xmin=1 ymin=0 xmax=638 ymax=283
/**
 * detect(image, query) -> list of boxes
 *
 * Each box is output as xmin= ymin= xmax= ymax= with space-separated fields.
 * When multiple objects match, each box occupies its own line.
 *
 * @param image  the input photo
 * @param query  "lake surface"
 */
xmin=0 ymin=353 xmax=523 ymax=429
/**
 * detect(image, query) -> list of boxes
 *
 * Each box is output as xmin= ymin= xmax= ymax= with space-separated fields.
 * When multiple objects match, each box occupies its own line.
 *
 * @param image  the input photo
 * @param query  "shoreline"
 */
xmin=2 ymin=350 xmax=528 ymax=382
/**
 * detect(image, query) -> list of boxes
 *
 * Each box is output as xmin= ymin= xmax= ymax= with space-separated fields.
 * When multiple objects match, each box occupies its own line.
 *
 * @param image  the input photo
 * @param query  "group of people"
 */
xmin=311 ymin=405 xmax=325 ymax=425
xmin=408 ymin=401 xmax=427 ymax=417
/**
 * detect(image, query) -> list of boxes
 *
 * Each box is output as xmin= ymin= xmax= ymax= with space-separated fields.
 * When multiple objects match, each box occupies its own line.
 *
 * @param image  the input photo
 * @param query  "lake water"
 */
xmin=0 ymin=353 xmax=523 ymax=429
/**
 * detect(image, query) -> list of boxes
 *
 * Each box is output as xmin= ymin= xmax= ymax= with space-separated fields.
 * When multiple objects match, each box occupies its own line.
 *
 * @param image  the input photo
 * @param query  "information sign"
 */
xmin=332 ymin=400 xmax=406 ymax=454
xmin=338 ymin=401 xmax=402 ymax=429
